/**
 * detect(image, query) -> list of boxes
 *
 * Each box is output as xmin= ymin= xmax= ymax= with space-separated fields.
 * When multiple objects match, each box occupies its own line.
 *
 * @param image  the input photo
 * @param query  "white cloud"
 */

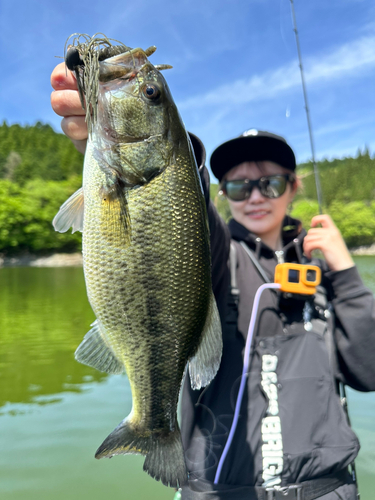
xmin=289 ymin=115 xmax=375 ymax=142
xmin=179 ymin=34 xmax=375 ymax=110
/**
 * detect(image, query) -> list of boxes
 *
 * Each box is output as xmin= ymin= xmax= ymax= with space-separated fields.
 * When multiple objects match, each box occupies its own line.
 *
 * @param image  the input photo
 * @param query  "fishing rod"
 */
xmin=289 ymin=0 xmax=323 ymax=215
xmin=289 ymin=6 xmax=359 ymax=494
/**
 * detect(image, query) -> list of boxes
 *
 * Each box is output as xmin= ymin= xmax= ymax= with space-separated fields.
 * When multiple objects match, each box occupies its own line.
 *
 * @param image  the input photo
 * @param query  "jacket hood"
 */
xmin=188 ymin=132 xmax=206 ymax=171
xmin=228 ymin=216 xmax=306 ymax=262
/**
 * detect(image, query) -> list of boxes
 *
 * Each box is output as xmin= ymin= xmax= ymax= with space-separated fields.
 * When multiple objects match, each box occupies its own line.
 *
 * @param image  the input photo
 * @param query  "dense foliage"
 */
xmin=296 ymin=150 xmax=375 ymax=206
xmin=0 ymin=122 xmax=83 ymax=254
xmin=0 ymin=122 xmax=374 ymax=254
xmin=0 ymin=177 xmax=82 ymax=252
xmin=0 ymin=121 xmax=83 ymax=184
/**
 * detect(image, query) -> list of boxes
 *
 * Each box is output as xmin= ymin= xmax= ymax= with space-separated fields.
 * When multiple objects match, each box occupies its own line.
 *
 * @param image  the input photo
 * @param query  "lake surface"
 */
xmin=1 ymin=258 xmax=374 ymax=499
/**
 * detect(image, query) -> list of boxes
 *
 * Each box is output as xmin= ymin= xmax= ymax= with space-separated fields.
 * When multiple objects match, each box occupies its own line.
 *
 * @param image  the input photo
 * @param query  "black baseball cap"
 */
xmin=210 ymin=129 xmax=296 ymax=182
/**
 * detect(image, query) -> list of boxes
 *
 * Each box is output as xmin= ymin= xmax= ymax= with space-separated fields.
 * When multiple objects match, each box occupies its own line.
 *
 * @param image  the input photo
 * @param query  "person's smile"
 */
xmin=245 ymin=208 xmax=271 ymax=219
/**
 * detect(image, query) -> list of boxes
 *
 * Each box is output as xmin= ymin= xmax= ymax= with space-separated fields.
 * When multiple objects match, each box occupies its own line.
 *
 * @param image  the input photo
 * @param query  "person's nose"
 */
xmin=247 ymin=186 xmax=265 ymax=203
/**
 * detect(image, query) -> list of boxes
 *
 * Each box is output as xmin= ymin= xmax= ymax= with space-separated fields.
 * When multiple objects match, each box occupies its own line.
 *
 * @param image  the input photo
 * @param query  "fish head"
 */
xmin=96 ymin=48 xmax=182 ymax=147
xmin=92 ymin=47 xmax=188 ymax=186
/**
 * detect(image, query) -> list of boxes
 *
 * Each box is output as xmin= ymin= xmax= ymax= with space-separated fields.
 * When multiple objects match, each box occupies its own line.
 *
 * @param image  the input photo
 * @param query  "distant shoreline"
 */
xmin=350 ymin=243 xmax=375 ymax=256
xmin=1 ymin=244 xmax=375 ymax=268
xmin=0 ymin=253 xmax=83 ymax=268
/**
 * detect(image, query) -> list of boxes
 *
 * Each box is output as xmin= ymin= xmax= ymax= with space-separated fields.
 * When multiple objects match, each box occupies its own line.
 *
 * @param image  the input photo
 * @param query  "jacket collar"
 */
xmin=228 ymin=216 xmax=306 ymax=261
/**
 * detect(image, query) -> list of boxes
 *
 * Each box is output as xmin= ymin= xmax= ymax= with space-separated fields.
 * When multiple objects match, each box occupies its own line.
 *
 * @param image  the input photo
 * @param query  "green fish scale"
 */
xmin=83 ymin=142 xmax=211 ymax=434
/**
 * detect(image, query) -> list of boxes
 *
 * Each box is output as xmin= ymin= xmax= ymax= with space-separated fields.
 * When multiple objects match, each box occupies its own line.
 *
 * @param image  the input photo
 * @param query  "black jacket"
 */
xmin=180 ymin=135 xmax=375 ymax=498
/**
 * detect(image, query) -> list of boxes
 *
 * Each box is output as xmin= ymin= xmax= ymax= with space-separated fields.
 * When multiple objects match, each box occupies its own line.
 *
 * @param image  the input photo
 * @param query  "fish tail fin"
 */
xmin=143 ymin=427 xmax=188 ymax=488
xmin=95 ymin=419 xmax=188 ymax=488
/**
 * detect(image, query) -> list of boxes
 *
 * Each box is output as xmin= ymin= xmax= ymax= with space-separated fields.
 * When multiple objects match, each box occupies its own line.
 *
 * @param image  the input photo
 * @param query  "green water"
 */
xmin=0 ymin=259 xmax=374 ymax=499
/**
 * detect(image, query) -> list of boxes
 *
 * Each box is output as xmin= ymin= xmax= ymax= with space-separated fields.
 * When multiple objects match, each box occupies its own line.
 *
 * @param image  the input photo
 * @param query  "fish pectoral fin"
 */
xmin=97 ymin=159 xmax=132 ymax=241
xmin=95 ymin=419 xmax=188 ymax=488
xmin=52 ymin=187 xmax=84 ymax=233
xmin=75 ymin=320 xmax=125 ymax=374
xmin=189 ymin=292 xmax=223 ymax=390
xmin=101 ymin=185 xmax=131 ymax=245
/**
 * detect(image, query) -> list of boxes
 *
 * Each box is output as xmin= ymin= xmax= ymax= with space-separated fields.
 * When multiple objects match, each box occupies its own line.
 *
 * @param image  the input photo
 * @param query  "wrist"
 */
xmin=328 ymin=255 xmax=355 ymax=272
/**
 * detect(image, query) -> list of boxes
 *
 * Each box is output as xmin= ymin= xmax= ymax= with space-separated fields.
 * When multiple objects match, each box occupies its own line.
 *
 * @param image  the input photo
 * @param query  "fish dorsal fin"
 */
xmin=53 ymin=187 xmax=84 ymax=233
xmin=188 ymin=293 xmax=222 ymax=390
xmin=75 ymin=320 xmax=125 ymax=374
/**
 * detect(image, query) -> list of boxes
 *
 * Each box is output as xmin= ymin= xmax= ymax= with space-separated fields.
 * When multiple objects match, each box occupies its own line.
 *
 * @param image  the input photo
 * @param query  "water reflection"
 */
xmin=1 ymin=258 xmax=373 ymax=409
xmin=0 ymin=267 xmax=107 ymax=407
xmin=0 ymin=260 xmax=374 ymax=500
xmin=353 ymin=256 xmax=375 ymax=293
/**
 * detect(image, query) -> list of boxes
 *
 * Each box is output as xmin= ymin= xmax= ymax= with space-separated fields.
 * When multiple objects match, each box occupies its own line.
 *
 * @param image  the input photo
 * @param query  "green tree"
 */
xmin=0 ymin=178 xmax=82 ymax=254
xmin=0 ymin=122 xmax=84 ymax=184
xmin=328 ymin=201 xmax=375 ymax=248
xmin=291 ymin=200 xmax=320 ymax=230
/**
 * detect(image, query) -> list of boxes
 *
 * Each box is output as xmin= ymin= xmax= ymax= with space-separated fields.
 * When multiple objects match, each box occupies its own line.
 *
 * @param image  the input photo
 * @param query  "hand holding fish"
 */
xmin=51 ymin=62 xmax=88 ymax=154
xmin=303 ymin=214 xmax=354 ymax=272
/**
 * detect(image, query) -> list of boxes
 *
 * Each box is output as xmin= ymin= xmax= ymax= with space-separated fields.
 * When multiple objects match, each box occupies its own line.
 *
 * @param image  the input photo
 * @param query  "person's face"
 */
xmin=224 ymin=161 xmax=297 ymax=243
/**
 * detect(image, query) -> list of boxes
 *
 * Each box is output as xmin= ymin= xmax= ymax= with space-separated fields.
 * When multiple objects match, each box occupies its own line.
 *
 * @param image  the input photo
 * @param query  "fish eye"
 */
xmin=142 ymin=84 xmax=161 ymax=100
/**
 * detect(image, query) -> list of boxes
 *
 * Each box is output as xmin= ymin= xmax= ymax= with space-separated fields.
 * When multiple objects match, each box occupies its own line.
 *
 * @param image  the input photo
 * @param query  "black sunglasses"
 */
xmin=221 ymin=174 xmax=295 ymax=202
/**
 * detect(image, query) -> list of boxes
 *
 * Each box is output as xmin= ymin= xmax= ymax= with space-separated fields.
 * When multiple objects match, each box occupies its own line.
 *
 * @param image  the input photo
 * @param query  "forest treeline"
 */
xmin=1 ymin=121 xmax=375 ymax=254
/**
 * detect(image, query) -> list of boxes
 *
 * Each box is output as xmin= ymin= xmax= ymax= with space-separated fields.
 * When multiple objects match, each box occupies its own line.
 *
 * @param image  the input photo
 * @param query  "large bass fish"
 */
xmin=53 ymin=34 xmax=222 ymax=488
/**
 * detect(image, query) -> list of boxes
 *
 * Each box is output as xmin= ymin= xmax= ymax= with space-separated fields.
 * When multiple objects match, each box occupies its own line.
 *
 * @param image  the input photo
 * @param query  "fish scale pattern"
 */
xmin=83 ymin=140 xmax=211 ymax=436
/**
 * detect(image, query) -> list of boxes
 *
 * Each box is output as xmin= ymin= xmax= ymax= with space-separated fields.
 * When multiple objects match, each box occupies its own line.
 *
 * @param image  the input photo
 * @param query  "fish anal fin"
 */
xmin=53 ymin=187 xmax=84 ymax=233
xmin=189 ymin=293 xmax=223 ymax=390
xmin=75 ymin=320 xmax=124 ymax=374
xmin=95 ymin=419 xmax=188 ymax=488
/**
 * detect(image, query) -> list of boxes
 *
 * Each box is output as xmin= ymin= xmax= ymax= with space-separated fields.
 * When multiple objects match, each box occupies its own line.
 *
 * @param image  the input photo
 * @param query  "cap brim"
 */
xmin=210 ymin=135 xmax=296 ymax=181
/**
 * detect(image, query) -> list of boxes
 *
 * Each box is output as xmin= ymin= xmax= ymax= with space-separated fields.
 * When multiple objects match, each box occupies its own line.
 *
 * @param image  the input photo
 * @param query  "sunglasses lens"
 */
xmin=260 ymin=176 xmax=287 ymax=198
xmin=224 ymin=180 xmax=252 ymax=201
xmin=224 ymin=175 xmax=291 ymax=201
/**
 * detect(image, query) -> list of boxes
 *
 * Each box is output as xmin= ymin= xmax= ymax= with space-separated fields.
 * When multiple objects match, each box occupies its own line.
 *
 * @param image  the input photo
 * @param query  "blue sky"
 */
xmin=1 ymin=0 xmax=374 ymax=173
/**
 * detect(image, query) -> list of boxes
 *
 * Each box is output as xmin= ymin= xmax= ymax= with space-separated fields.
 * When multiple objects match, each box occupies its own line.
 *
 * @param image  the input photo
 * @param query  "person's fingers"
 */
xmin=51 ymin=63 xmax=87 ymax=154
xmin=71 ymin=138 xmax=87 ymax=155
xmin=51 ymin=89 xmax=85 ymax=117
xmin=303 ymin=237 xmax=319 ymax=250
xmin=304 ymin=227 xmax=354 ymax=271
xmin=304 ymin=237 xmax=325 ymax=247
xmin=303 ymin=239 xmax=325 ymax=259
xmin=304 ymin=229 xmax=326 ymax=238
xmin=61 ymin=116 xmax=88 ymax=141
xmin=51 ymin=62 xmax=78 ymax=90
xmin=310 ymin=214 xmax=334 ymax=229
xmin=302 ymin=242 xmax=313 ymax=259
